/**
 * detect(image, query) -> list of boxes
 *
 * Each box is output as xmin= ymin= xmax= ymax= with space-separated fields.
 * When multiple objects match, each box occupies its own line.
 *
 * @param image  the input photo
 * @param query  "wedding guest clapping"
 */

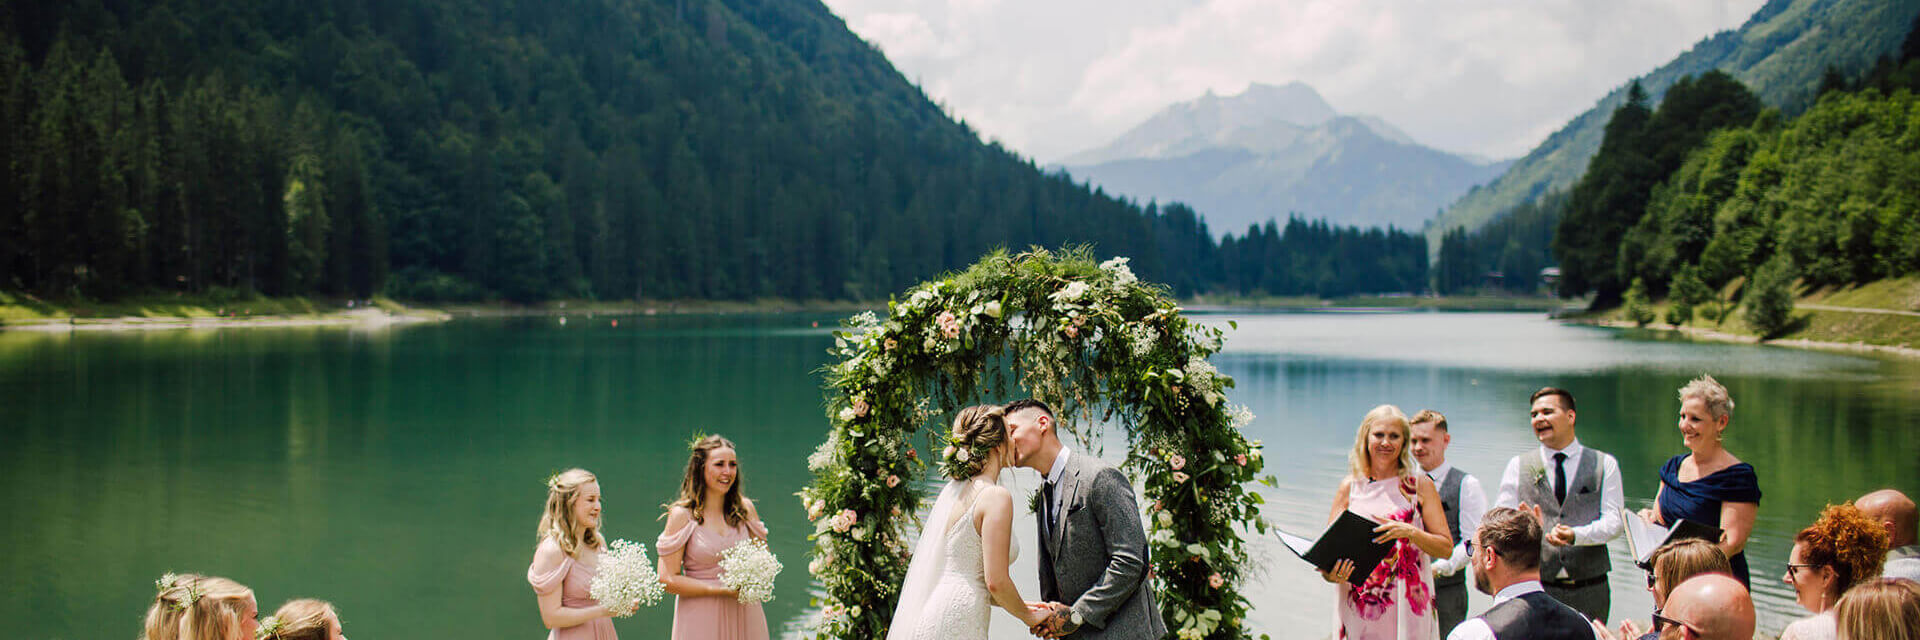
xmin=1595 ymin=538 xmax=1729 ymax=640
xmin=528 ymin=468 xmax=621 ymax=640
xmin=1836 ymin=578 xmax=1920 ymax=640
xmin=1640 ymin=375 xmax=1760 ymax=586
xmin=1324 ymin=405 xmax=1453 ymax=639
xmin=259 ymin=599 xmax=346 ymax=640
xmin=142 ymin=573 xmax=260 ymax=640
xmin=1494 ymin=387 xmax=1625 ymax=621
xmin=1856 ymin=489 xmax=1920 ymax=582
xmin=1781 ymin=503 xmax=1891 ymax=640
xmin=1410 ymin=409 xmax=1487 ymax=636
xmin=657 ymin=435 xmax=770 ymax=640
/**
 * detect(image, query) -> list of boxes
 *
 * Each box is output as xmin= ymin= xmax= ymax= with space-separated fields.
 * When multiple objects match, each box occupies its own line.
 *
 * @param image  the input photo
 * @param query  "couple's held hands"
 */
xmin=1320 ymin=559 xmax=1355 ymax=584
xmin=1025 ymin=602 xmax=1075 ymax=638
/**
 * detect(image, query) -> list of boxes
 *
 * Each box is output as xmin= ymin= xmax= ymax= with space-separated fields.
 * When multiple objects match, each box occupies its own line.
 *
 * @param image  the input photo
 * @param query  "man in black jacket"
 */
xmin=1445 ymin=507 xmax=1596 ymax=640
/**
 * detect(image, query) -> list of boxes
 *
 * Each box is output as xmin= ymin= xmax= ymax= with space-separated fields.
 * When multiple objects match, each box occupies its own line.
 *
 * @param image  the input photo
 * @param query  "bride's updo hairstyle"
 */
xmin=941 ymin=404 xmax=1008 ymax=480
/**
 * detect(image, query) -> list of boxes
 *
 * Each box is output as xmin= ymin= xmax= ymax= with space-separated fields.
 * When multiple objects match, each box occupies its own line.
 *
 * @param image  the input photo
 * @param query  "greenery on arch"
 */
xmin=798 ymin=249 xmax=1275 ymax=640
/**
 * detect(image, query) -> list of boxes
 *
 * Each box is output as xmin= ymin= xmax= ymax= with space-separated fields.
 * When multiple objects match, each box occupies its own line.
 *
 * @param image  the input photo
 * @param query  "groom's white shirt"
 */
xmin=1045 ymin=447 xmax=1073 ymax=519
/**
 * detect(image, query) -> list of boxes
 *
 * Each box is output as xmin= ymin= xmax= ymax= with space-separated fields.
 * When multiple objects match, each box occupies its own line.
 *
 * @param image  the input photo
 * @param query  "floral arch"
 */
xmin=799 ymin=249 xmax=1273 ymax=640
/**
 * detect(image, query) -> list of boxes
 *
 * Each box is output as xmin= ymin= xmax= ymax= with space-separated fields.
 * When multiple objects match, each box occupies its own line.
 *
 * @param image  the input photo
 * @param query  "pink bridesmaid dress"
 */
xmin=657 ymin=518 xmax=771 ymax=640
xmin=526 ymin=546 xmax=619 ymax=640
xmin=1335 ymin=475 xmax=1439 ymax=640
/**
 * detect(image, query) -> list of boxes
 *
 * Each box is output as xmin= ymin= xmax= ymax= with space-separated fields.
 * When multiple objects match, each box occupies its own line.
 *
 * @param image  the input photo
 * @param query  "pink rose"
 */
xmin=852 ymin=399 xmax=870 ymax=417
xmin=1235 ymin=454 xmax=1247 ymax=466
xmin=1169 ymin=454 xmax=1186 ymax=471
xmin=884 ymin=338 xmax=897 ymax=350
xmin=1064 ymin=326 xmax=1079 ymax=338
xmin=1208 ymin=573 xmax=1224 ymax=589
xmin=833 ymin=509 xmax=857 ymax=533
xmin=886 ymin=474 xmax=901 ymax=488
xmin=1173 ymin=471 xmax=1190 ymax=483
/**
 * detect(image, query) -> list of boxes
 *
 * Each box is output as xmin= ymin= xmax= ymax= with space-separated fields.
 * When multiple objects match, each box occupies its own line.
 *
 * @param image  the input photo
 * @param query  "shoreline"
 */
xmin=0 ymin=307 xmax=452 ymax=332
xmin=1567 ymin=317 xmax=1920 ymax=360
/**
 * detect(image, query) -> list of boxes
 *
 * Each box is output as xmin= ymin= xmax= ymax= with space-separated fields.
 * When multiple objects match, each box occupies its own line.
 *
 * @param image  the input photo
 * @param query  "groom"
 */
xmin=1004 ymin=399 xmax=1166 ymax=640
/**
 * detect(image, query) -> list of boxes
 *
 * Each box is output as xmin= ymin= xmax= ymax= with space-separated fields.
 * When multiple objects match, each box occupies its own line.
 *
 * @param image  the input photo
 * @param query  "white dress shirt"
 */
xmin=1424 ymin=460 xmax=1487 ymax=577
xmin=1494 ymin=438 xmax=1625 ymax=548
xmin=1044 ymin=447 xmax=1073 ymax=519
xmin=1445 ymin=581 xmax=1602 ymax=640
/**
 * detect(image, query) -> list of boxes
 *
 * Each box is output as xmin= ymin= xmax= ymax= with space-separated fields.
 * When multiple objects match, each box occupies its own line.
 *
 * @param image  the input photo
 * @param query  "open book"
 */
xmin=1276 ymin=510 xmax=1395 ymax=587
xmin=1624 ymin=512 xmax=1723 ymax=569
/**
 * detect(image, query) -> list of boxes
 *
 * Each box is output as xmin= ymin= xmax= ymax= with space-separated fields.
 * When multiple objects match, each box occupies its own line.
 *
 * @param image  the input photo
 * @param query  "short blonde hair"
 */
xmin=1348 ymin=405 xmax=1416 ymax=482
xmin=1835 ymin=578 xmax=1920 ymax=640
xmin=1678 ymin=374 xmax=1735 ymax=420
xmin=264 ymin=599 xmax=338 ymax=640
xmin=142 ymin=573 xmax=253 ymax=640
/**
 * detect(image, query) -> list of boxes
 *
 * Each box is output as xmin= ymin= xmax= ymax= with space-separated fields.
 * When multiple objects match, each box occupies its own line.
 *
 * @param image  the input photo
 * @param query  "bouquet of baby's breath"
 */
xmin=718 ymin=538 xmax=782 ymax=604
xmin=590 ymin=539 xmax=665 ymax=616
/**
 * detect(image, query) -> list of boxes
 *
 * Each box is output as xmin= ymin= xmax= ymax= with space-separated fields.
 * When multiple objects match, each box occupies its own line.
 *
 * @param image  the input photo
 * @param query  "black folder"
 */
xmin=1276 ymin=510 xmax=1395 ymax=587
xmin=1625 ymin=513 xmax=1723 ymax=570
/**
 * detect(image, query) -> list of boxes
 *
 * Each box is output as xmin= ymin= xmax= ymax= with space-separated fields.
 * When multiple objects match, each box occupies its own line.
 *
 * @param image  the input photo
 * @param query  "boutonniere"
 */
xmin=1028 ymin=488 xmax=1045 ymax=515
xmin=1527 ymin=464 xmax=1547 ymax=486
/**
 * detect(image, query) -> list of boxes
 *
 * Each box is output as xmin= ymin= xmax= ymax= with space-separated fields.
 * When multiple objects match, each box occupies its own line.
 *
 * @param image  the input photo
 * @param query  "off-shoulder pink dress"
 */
xmin=527 ymin=544 xmax=619 ymax=640
xmin=657 ymin=518 xmax=770 ymax=640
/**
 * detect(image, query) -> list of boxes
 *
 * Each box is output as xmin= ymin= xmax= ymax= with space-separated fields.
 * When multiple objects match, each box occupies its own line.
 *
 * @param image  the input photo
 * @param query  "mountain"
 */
xmin=1061 ymin=83 xmax=1510 ymax=235
xmin=1429 ymin=0 xmax=1920 ymax=248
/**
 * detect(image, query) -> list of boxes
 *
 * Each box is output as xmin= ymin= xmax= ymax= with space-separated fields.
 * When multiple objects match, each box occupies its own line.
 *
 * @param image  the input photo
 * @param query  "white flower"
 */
xmin=956 ymin=448 xmax=971 ymax=463
xmin=807 ymin=434 xmax=839 ymax=472
xmin=589 ymin=539 xmax=666 ymax=616
xmin=1227 ymin=405 xmax=1254 ymax=429
xmin=1049 ymin=281 xmax=1091 ymax=305
xmin=719 ymin=538 xmax=783 ymax=604
xmin=851 ymin=526 xmax=869 ymax=541
xmin=1100 ymin=257 xmax=1138 ymax=286
xmin=983 ymin=301 xmax=1003 ymax=318
xmin=1129 ymin=325 xmax=1158 ymax=357
xmin=838 ymin=406 xmax=857 ymax=422
xmin=923 ymin=336 xmax=938 ymax=350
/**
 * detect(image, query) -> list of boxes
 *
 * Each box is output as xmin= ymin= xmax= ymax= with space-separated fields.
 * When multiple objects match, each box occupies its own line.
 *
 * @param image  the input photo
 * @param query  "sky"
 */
xmin=818 ymin=0 xmax=1770 ymax=163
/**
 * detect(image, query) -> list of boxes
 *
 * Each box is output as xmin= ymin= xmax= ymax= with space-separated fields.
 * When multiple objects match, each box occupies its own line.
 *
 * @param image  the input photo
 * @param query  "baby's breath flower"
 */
xmin=589 ymin=539 xmax=665 ymax=616
xmin=719 ymin=538 xmax=782 ymax=604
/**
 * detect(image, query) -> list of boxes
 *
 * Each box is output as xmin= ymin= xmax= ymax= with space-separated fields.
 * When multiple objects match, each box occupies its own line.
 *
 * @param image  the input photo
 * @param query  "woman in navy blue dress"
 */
xmin=1639 ymin=375 xmax=1762 ymax=586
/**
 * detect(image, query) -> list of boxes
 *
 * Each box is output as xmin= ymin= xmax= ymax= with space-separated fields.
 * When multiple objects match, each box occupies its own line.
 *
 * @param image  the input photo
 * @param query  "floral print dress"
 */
xmin=1336 ymin=475 xmax=1438 ymax=640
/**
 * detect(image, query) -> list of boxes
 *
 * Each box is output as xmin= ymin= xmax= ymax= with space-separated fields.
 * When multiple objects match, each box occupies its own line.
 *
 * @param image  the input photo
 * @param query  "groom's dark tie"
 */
xmin=1042 ymin=477 xmax=1059 ymax=533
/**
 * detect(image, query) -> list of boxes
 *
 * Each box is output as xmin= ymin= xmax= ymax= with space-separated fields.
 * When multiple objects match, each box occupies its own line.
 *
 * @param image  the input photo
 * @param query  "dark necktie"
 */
xmin=1043 ymin=478 xmax=1059 ymax=532
xmin=1553 ymin=452 xmax=1569 ymax=505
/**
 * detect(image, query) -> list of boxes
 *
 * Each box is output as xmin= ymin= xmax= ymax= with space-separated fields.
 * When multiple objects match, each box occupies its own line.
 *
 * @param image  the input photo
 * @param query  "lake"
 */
xmin=2 ymin=311 xmax=1915 ymax=639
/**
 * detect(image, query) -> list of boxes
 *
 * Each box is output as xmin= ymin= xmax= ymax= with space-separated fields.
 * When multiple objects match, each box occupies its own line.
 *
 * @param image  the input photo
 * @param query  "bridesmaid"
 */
xmin=1322 ymin=405 xmax=1453 ymax=640
xmin=1639 ymin=375 xmax=1761 ymax=586
xmin=260 ymin=599 xmax=346 ymax=640
xmin=142 ymin=573 xmax=260 ymax=640
xmin=657 ymin=435 xmax=770 ymax=640
xmin=528 ymin=468 xmax=622 ymax=640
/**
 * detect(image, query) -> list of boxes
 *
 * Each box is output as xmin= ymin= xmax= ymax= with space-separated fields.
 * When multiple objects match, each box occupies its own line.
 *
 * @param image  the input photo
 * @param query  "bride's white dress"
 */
xmin=894 ymin=485 xmax=1019 ymax=640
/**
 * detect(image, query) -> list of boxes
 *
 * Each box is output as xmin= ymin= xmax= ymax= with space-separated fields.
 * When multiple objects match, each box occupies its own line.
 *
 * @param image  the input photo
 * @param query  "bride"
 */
xmin=889 ymin=405 xmax=1052 ymax=640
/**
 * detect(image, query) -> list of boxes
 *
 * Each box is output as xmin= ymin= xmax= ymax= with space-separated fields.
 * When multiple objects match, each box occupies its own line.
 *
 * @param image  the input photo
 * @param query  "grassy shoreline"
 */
xmin=1562 ymin=277 xmax=1920 ymax=357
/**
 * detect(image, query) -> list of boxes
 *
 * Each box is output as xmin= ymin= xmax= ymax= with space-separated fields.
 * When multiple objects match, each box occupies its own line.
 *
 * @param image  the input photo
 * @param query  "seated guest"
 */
xmin=1857 ymin=489 xmax=1920 ymax=582
xmin=1445 ymin=507 xmax=1596 ymax=640
xmin=260 ymin=599 xmax=346 ymax=640
xmin=1596 ymin=539 xmax=1733 ymax=640
xmin=1835 ymin=578 xmax=1920 ymax=640
xmin=1782 ymin=504 xmax=1892 ymax=640
xmin=1641 ymin=375 xmax=1760 ymax=586
xmin=1657 ymin=574 xmax=1756 ymax=640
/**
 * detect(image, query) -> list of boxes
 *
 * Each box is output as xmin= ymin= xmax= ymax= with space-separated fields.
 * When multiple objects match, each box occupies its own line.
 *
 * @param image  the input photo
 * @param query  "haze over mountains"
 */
xmin=1060 ymin=82 xmax=1512 ymax=236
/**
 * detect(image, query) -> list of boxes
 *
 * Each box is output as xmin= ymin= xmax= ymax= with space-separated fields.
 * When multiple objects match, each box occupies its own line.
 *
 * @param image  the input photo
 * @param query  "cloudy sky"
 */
xmin=818 ymin=0 xmax=1768 ymax=163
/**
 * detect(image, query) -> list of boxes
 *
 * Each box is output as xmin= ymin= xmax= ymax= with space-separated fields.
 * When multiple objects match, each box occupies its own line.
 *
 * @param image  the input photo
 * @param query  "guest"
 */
xmin=1835 ymin=578 xmax=1920 ymax=640
xmin=260 ymin=599 xmax=346 ymax=640
xmin=1410 ymin=409 xmax=1488 ymax=636
xmin=1595 ymin=539 xmax=1730 ymax=640
xmin=1656 ymin=574 xmax=1756 ymax=640
xmin=1322 ymin=404 xmax=1453 ymax=639
xmin=1857 ymin=489 xmax=1920 ymax=582
xmin=1781 ymin=503 xmax=1891 ymax=640
xmin=1495 ymin=387 xmax=1625 ymax=621
xmin=142 ymin=573 xmax=260 ymax=640
xmin=528 ymin=468 xmax=621 ymax=640
xmin=657 ymin=435 xmax=770 ymax=640
xmin=1639 ymin=375 xmax=1760 ymax=586
xmin=1444 ymin=507 xmax=1595 ymax=640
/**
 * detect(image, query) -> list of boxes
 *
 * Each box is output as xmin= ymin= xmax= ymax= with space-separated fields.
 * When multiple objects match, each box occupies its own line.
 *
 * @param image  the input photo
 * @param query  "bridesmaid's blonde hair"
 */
xmin=1347 ymin=404 xmax=1416 ymax=482
xmin=141 ymin=573 xmax=253 ymax=640
xmin=262 ymin=599 xmax=338 ymax=640
xmin=537 ymin=468 xmax=604 ymax=559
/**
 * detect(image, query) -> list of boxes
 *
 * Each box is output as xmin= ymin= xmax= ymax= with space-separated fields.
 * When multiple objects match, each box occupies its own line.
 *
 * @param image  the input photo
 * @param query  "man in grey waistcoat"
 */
xmin=1493 ymin=387 xmax=1624 ymax=622
xmin=1412 ymin=409 xmax=1487 ymax=636
xmin=1004 ymin=399 xmax=1166 ymax=640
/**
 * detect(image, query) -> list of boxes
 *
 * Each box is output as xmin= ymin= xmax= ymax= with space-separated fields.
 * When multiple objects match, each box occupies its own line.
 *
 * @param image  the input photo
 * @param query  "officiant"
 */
xmin=1637 ymin=375 xmax=1761 ymax=586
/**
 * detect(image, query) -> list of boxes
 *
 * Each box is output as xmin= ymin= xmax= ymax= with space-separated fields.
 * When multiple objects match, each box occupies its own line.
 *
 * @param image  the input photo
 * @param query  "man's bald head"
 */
xmin=1663 ymin=573 xmax=1755 ymax=640
xmin=1857 ymin=489 xmax=1917 ymax=547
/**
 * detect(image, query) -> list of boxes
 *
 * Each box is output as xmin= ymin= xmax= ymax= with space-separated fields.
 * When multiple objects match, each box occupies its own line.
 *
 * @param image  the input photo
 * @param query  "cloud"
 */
xmin=820 ymin=0 xmax=1765 ymax=163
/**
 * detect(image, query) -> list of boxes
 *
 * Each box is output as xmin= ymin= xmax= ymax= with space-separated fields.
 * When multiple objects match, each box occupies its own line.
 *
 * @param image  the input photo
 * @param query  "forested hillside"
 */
xmin=0 ymin=0 xmax=1427 ymax=304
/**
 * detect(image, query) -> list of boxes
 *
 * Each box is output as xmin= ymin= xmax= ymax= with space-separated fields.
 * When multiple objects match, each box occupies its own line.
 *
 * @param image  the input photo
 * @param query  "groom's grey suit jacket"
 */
xmin=1038 ymin=452 xmax=1167 ymax=640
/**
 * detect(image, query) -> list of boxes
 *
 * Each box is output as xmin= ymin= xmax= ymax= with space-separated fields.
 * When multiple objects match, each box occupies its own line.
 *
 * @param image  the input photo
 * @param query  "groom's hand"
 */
xmin=1028 ymin=602 xmax=1069 ymax=638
